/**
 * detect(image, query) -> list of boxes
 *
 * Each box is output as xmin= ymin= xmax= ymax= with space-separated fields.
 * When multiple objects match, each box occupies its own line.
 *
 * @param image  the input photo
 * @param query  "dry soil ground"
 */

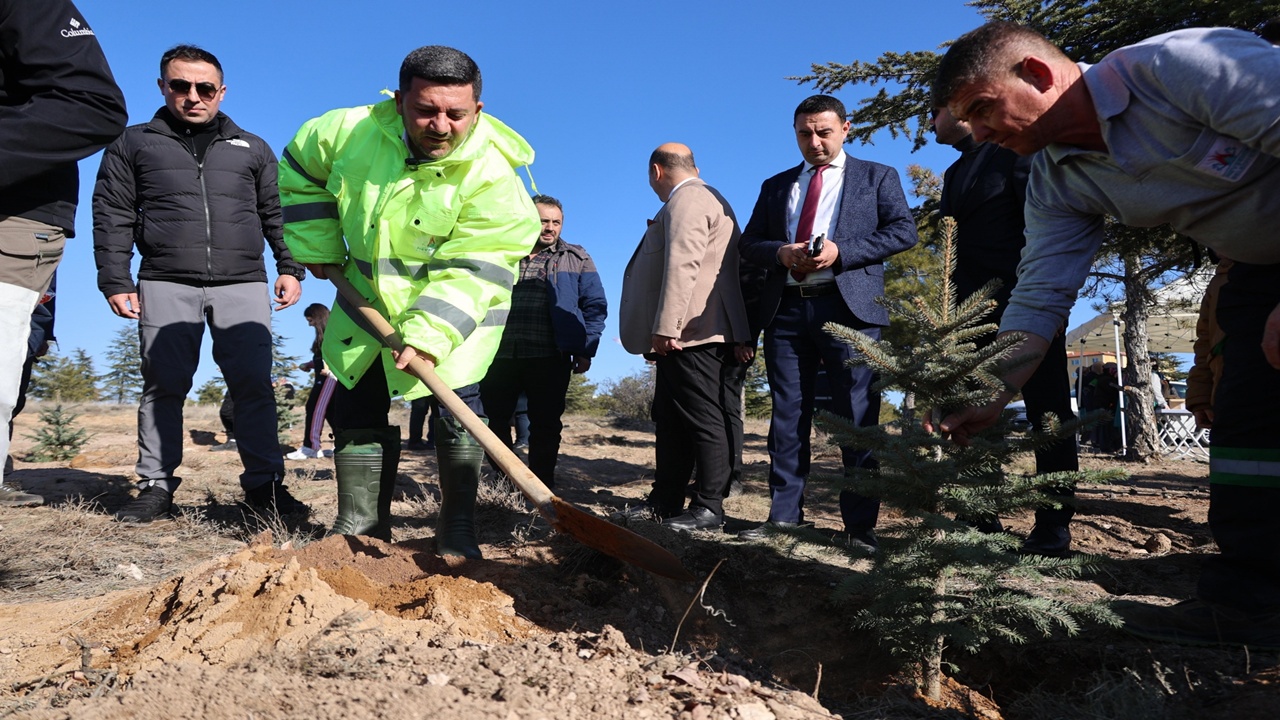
xmin=1 ymin=402 xmax=1277 ymax=719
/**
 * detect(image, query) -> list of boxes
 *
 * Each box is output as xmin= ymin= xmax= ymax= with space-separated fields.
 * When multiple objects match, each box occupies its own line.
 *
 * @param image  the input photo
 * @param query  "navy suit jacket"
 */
xmin=939 ymin=141 xmax=1032 ymax=310
xmin=739 ymin=153 xmax=917 ymax=328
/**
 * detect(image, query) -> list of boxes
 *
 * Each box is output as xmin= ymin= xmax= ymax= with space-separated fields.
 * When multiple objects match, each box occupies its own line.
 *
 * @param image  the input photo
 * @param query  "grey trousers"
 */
xmin=136 ymin=280 xmax=282 ymax=490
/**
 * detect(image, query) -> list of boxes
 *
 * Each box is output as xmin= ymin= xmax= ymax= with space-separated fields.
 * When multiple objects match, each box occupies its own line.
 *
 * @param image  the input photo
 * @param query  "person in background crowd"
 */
xmin=933 ymin=104 xmax=1080 ymax=554
xmin=480 ymin=194 xmax=606 ymax=488
xmin=619 ymin=143 xmax=751 ymax=532
xmin=94 ymin=45 xmax=307 ymax=523
xmin=287 ymin=303 xmax=336 ymax=459
xmin=2 ymin=276 xmax=58 ymax=498
xmin=737 ymin=95 xmax=918 ymax=548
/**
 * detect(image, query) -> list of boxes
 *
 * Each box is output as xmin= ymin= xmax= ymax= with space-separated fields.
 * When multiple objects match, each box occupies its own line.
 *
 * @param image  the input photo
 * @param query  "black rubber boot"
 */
xmin=330 ymin=426 xmax=400 ymax=541
xmin=434 ymin=416 xmax=484 ymax=559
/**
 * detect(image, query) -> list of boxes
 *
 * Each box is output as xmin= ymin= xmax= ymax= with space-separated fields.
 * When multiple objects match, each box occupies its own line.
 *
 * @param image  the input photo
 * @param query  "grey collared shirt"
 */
xmin=1004 ymin=27 xmax=1280 ymax=342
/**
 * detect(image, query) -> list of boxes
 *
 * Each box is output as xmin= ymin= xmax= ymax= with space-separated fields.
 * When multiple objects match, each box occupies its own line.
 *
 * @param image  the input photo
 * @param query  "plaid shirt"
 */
xmin=494 ymin=245 xmax=560 ymax=359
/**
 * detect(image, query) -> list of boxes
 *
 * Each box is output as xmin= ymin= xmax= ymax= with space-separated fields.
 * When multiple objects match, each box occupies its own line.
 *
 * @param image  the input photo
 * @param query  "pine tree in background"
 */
xmin=28 ymin=349 xmax=99 ymax=403
xmin=271 ymin=331 xmax=302 ymax=442
xmin=564 ymin=372 xmax=601 ymax=415
xmin=24 ymin=403 xmax=90 ymax=462
xmin=743 ymin=348 xmax=772 ymax=420
xmin=194 ymin=377 xmax=227 ymax=406
xmin=600 ymin=367 xmax=655 ymax=425
xmin=99 ymin=326 xmax=143 ymax=404
xmin=817 ymin=218 xmax=1121 ymax=700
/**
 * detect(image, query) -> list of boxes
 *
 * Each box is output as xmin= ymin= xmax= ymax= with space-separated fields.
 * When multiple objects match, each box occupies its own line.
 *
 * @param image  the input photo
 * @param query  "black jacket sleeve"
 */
xmin=0 ymin=0 xmax=127 ymax=189
xmin=92 ymin=135 xmax=140 ymax=297
xmin=255 ymin=140 xmax=305 ymax=279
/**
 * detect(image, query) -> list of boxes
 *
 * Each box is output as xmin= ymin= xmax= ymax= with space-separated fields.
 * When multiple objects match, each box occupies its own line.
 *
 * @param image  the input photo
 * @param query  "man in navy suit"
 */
xmin=738 ymin=95 xmax=918 ymax=547
xmin=933 ymin=106 xmax=1079 ymax=555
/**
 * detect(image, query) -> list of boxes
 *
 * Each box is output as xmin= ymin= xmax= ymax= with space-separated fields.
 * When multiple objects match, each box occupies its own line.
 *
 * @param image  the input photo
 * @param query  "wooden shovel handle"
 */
xmin=324 ymin=267 xmax=556 ymax=512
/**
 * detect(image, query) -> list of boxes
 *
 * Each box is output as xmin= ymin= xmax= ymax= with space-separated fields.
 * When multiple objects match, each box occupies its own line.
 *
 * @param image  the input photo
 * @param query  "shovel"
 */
xmin=324 ymin=266 xmax=694 ymax=582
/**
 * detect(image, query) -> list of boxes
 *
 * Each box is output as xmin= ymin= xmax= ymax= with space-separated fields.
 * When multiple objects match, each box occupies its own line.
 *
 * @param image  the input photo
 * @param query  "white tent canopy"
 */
xmin=1064 ymin=267 xmax=1215 ymax=453
xmin=1065 ymin=268 xmax=1216 ymax=355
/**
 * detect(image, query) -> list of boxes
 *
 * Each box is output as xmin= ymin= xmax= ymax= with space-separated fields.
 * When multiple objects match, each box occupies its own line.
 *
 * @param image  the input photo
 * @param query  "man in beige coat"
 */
xmin=619 ymin=143 xmax=751 ymax=531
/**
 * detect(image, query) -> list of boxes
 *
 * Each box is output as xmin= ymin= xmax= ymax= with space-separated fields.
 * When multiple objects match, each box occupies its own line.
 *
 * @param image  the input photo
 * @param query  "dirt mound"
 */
xmin=2 ymin=532 xmax=838 ymax=720
xmin=4 ymin=533 xmax=535 ymax=682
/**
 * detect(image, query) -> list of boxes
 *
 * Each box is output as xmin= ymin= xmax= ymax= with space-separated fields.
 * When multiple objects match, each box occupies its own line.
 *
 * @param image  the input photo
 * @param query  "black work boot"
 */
xmin=330 ymin=426 xmax=401 ymax=541
xmin=1022 ymin=503 xmax=1074 ymax=556
xmin=116 ymin=481 xmax=175 ymax=523
xmin=434 ymin=416 xmax=484 ymax=559
xmin=244 ymin=481 xmax=310 ymax=518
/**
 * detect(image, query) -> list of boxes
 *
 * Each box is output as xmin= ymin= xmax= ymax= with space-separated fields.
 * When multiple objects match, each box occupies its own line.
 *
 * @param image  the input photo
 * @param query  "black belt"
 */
xmin=782 ymin=283 xmax=838 ymax=298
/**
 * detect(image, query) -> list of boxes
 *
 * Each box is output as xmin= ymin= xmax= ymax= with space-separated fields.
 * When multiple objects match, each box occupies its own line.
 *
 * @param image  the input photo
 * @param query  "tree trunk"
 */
xmin=902 ymin=391 xmax=917 ymax=426
xmin=921 ymin=547 xmax=946 ymax=701
xmin=1120 ymin=251 xmax=1160 ymax=461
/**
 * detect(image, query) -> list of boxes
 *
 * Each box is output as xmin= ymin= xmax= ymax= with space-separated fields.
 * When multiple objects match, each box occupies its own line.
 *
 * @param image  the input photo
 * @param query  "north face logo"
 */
xmin=61 ymin=17 xmax=95 ymax=37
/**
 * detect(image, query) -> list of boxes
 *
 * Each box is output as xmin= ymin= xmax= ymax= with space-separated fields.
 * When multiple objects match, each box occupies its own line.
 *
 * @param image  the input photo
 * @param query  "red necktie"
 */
xmin=792 ymin=164 xmax=828 ymax=282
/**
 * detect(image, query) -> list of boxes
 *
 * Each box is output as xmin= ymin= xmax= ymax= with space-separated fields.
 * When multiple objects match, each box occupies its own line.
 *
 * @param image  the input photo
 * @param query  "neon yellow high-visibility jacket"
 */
xmin=279 ymin=98 xmax=539 ymax=399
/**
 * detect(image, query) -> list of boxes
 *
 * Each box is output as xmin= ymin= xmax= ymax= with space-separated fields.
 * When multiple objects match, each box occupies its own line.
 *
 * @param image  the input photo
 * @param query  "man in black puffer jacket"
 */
xmin=93 ymin=45 xmax=308 ymax=524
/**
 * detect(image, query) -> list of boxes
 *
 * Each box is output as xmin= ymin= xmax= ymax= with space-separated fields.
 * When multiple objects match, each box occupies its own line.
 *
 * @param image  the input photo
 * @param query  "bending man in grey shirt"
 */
xmin=932 ymin=21 xmax=1280 ymax=651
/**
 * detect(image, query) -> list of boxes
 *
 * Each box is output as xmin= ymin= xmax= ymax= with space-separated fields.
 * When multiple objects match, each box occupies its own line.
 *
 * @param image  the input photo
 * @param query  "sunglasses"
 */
xmin=166 ymin=78 xmax=220 ymax=102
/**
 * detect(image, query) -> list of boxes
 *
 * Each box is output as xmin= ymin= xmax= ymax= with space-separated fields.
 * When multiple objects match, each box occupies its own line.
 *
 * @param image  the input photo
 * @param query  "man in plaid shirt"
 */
xmin=480 ymin=195 xmax=607 ymax=488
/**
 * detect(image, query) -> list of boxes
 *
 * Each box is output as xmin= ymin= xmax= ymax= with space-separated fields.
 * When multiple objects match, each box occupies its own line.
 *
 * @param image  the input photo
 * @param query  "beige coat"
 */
xmin=619 ymin=178 xmax=750 ymax=354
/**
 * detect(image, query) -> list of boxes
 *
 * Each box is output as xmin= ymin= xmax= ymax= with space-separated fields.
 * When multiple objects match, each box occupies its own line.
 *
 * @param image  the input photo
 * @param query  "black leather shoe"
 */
xmin=662 ymin=506 xmax=723 ymax=532
xmin=958 ymin=515 xmax=1005 ymax=534
xmin=737 ymin=520 xmax=813 ymax=541
xmin=1021 ymin=524 xmax=1071 ymax=556
xmin=843 ymin=527 xmax=879 ymax=554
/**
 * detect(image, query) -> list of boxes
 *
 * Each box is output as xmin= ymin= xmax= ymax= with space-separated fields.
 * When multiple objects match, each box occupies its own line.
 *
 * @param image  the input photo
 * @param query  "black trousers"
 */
xmin=328 ymin=360 xmax=484 ymax=433
xmin=408 ymin=396 xmax=438 ymax=443
xmin=1014 ymin=329 xmax=1080 ymax=528
xmin=480 ymin=355 xmax=572 ymax=487
xmin=1200 ymin=261 xmax=1280 ymax=613
xmin=648 ymin=343 xmax=744 ymax=518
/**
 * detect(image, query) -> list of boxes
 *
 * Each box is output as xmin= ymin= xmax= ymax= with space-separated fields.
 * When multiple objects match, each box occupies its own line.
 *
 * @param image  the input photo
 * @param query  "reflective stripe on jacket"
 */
xmin=279 ymin=98 xmax=539 ymax=398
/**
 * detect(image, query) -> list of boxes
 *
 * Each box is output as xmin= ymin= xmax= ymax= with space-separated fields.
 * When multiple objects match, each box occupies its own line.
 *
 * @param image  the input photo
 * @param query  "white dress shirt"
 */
xmin=785 ymin=151 xmax=846 ymax=285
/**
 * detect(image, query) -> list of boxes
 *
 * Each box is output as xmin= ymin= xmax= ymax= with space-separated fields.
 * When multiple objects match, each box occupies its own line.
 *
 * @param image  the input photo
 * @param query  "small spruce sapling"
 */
xmin=817 ymin=217 xmax=1122 ymax=700
xmin=24 ymin=403 xmax=91 ymax=462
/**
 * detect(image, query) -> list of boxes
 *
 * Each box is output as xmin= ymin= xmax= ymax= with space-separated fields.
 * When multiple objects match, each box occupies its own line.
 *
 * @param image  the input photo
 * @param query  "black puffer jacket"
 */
xmin=92 ymin=109 xmax=304 ymax=296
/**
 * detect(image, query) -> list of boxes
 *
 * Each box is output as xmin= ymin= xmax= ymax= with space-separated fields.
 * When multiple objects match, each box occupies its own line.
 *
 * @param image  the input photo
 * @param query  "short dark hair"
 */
xmin=399 ymin=46 xmax=482 ymax=99
xmin=649 ymin=148 xmax=697 ymax=172
xmin=933 ymin=22 xmax=1064 ymax=108
xmin=161 ymin=45 xmax=223 ymax=82
xmin=1258 ymin=17 xmax=1280 ymax=44
xmin=793 ymin=95 xmax=846 ymax=123
xmin=531 ymin=194 xmax=562 ymax=211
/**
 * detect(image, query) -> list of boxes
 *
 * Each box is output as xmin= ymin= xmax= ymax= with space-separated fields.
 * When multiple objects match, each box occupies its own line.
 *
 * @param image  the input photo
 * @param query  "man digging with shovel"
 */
xmin=278 ymin=45 xmax=539 ymax=557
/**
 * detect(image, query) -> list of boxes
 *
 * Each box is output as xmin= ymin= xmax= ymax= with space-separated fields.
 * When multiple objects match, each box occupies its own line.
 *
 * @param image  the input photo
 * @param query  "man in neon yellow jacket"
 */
xmin=279 ymin=46 xmax=539 ymax=557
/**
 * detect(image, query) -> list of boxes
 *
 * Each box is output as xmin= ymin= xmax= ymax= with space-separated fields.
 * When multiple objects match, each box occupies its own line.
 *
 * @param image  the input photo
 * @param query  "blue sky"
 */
xmin=58 ymin=0 xmax=1106 ymax=396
